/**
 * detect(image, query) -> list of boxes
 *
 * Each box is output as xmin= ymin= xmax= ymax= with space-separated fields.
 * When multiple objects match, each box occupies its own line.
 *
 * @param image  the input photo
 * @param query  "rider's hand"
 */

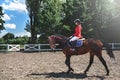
xmin=69 ymin=35 xmax=74 ymax=38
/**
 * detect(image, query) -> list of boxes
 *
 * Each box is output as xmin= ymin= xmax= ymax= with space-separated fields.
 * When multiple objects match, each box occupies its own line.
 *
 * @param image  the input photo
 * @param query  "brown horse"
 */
xmin=48 ymin=34 xmax=115 ymax=76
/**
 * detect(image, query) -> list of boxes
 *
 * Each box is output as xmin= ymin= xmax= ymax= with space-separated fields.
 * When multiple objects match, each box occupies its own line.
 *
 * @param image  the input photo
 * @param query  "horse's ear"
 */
xmin=48 ymin=36 xmax=50 ymax=39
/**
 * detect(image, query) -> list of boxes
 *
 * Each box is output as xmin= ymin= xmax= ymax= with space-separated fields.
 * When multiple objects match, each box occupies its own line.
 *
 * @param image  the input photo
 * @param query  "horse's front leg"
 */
xmin=84 ymin=52 xmax=94 ymax=74
xmin=65 ymin=55 xmax=74 ymax=73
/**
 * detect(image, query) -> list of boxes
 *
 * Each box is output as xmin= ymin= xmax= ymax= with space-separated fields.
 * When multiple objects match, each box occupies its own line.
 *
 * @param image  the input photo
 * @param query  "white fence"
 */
xmin=24 ymin=44 xmax=61 ymax=51
xmin=109 ymin=43 xmax=120 ymax=50
xmin=0 ymin=44 xmax=20 ymax=52
xmin=24 ymin=44 xmax=41 ymax=51
xmin=8 ymin=44 xmax=20 ymax=51
xmin=0 ymin=43 xmax=120 ymax=52
xmin=24 ymin=43 xmax=120 ymax=51
xmin=0 ymin=44 xmax=8 ymax=51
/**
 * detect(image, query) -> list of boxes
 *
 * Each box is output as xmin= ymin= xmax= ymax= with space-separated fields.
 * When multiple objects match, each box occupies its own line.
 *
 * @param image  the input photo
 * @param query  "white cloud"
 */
xmin=15 ymin=32 xmax=31 ymax=37
xmin=4 ymin=23 xmax=16 ymax=29
xmin=2 ymin=14 xmax=11 ymax=21
xmin=0 ymin=31 xmax=31 ymax=38
xmin=1 ymin=1 xmax=27 ymax=13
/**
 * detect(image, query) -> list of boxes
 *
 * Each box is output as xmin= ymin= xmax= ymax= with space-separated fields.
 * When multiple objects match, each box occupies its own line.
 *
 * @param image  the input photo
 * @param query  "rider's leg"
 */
xmin=69 ymin=36 xmax=79 ymax=42
xmin=69 ymin=36 xmax=79 ymax=51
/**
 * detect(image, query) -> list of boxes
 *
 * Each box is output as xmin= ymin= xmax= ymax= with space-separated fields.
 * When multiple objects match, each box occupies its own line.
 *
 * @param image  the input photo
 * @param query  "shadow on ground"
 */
xmin=27 ymin=72 xmax=106 ymax=80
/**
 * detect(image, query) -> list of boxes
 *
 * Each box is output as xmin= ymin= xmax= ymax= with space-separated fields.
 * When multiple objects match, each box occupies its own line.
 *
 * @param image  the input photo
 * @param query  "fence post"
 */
xmin=39 ymin=44 xmax=41 ymax=52
xmin=112 ymin=43 xmax=114 ymax=50
xmin=7 ymin=44 xmax=9 ymax=51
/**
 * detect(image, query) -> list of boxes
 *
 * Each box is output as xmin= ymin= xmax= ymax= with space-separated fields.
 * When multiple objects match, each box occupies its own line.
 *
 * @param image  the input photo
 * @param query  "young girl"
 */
xmin=69 ymin=19 xmax=83 ymax=51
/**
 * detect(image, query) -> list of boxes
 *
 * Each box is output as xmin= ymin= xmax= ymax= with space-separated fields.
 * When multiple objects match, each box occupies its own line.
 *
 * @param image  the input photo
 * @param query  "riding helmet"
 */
xmin=74 ymin=19 xmax=81 ymax=23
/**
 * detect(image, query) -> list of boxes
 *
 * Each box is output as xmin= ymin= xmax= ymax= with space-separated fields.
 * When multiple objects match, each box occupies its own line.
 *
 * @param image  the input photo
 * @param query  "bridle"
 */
xmin=48 ymin=35 xmax=67 ymax=51
xmin=48 ymin=36 xmax=56 ymax=51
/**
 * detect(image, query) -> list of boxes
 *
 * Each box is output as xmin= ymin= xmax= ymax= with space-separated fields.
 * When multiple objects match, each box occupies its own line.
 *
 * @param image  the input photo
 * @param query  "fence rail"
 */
xmin=8 ymin=44 xmax=20 ymax=51
xmin=0 ymin=44 xmax=20 ymax=51
xmin=24 ymin=44 xmax=61 ymax=52
xmin=24 ymin=44 xmax=40 ymax=51
xmin=0 ymin=44 xmax=8 ymax=51
xmin=109 ymin=43 xmax=120 ymax=50
xmin=0 ymin=43 xmax=120 ymax=52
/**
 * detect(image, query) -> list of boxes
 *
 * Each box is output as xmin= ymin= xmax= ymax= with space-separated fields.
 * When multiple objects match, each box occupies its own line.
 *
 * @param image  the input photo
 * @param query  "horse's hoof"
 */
xmin=71 ymin=68 xmax=74 ymax=72
xmin=66 ymin=71 xmax=70 ymax=74
xmin=66 ymin=70 xmax=73 ymax=74
xmin=106 ymin=73 xmax=109 ymax=76
xmin=61 ymin=71 xmax=66 ymax=73
xmin=84 ymin=71 xmax=87 ymax=74
xmin=66 ymin=70 xmax=70 ymax=74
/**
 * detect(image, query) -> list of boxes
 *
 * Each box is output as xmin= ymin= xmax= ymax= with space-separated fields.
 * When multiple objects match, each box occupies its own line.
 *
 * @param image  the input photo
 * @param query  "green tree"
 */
xmin=6 ymin=36 xmax=29 ymax=44
xmin=62 ymin=0 xmax=74 ymax=26
xmin=0 ymin=6 xmax=5 ymax=32
xmin=72 ymin=0 xmax=94 ymax=38
xmin=25 ymin=0 xmax=42 ymax=43
xmin=39 ymin=0 xmax=63 ymax=43
xmin=62 ymin=0 xmax=117 ymax=39
xmin=0 ymin=38 xmax=5 ymax=44
xmin=2 ymin=33 xmax=15 ymax=44
xmin=101 ymin=0 xmax=120 ymax=42
xmin=26 ymin=0 xmax=63 ymax=43
xmin=2 ymin=33 xmax=15 ymax=40
xmin=25 ymin=0 xmax=118 ymax=43
xmin=62 ymin=0 xmax=94 ymax=37
xmin=61 ymin=0 xmax=74 ymax=36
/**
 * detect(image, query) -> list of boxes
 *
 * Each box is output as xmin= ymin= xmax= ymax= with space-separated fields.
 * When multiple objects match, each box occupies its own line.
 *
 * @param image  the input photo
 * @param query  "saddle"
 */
xmin=67 ymin=38 xmax=85 ymax=48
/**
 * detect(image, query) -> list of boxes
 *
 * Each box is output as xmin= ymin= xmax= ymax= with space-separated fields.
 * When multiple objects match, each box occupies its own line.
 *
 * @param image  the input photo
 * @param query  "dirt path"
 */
xmin=0 ymin=51 xmax=120 ymax=80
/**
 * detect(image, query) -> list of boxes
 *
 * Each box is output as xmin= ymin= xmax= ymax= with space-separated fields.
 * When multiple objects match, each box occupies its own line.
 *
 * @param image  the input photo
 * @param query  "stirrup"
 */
xmin=66 ymin=41 xmax=71 ymax=47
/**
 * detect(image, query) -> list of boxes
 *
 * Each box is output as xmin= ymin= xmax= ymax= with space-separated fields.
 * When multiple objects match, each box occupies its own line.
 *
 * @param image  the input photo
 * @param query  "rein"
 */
xmin=48 ymin=35 xmax=67 ymax=49
xmin=48 ymin=36 xmax=56 ymax=49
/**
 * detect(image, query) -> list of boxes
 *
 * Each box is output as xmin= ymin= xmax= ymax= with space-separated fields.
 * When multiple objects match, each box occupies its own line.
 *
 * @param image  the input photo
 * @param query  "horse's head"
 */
xmin=48 ymin=35 xmax=56 ymax=51
xmin=48 ymin=34 xmax=67 ymax=51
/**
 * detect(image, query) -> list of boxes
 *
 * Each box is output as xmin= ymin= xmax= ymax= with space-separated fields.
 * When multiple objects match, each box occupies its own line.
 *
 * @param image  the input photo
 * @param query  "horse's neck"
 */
xmin=55 ymin=36 xmax=66 ymax=48
xmin=56 ymin=38 xmax=65 ymax=45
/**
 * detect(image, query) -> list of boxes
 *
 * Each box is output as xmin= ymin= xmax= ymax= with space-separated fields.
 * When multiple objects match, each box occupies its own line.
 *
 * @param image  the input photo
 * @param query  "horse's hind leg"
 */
xmin=65 ymin=55 xmax=74 ymax=73
xmin=84 ymin=52 xmax=94 ymax=74
xmin=96 ymin=53 xmax=109 ymax=76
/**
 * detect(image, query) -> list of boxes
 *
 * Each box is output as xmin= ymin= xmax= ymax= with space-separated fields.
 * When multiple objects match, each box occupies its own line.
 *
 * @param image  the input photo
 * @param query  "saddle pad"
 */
xmin=76 ymin=40 xmax=83 ymax=47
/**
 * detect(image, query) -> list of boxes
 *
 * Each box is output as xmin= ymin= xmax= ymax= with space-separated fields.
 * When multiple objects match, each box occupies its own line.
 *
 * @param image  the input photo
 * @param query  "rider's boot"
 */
xmin=68 ymin=41 xmax=76 ymax=51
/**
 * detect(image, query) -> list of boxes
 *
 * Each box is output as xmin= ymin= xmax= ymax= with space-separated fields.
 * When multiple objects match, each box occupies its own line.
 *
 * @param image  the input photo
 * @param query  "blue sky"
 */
xmin=0 ymin=0 xmax=30 ymax=37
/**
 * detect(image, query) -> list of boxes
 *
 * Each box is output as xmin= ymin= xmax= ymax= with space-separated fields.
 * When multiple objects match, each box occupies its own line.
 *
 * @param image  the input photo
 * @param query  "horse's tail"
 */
xmin=103 ymin=41 xmax=115 ymax=59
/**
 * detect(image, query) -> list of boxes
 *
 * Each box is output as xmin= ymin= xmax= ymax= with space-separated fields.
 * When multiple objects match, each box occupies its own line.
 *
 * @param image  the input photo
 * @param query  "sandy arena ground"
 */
xmin=0 ymin=50 xmax=120 ymax=80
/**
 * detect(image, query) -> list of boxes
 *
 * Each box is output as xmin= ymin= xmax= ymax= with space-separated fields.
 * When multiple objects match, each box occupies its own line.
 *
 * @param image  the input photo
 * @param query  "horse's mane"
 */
xmin=54 ymin=34 xmax=67 ymax=40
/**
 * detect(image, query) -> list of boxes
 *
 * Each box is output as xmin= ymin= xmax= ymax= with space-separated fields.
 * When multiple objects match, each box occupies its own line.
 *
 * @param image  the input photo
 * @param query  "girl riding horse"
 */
xmin=48 ymin=34 xmax=115 ymax=76
xmin=68 ymin=19 xmax=83 ymax=51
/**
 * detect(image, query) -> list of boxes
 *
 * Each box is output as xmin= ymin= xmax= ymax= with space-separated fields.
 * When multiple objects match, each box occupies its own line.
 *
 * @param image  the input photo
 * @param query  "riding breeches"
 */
xmin=69 ymin=36 xmax=79 ymax=42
